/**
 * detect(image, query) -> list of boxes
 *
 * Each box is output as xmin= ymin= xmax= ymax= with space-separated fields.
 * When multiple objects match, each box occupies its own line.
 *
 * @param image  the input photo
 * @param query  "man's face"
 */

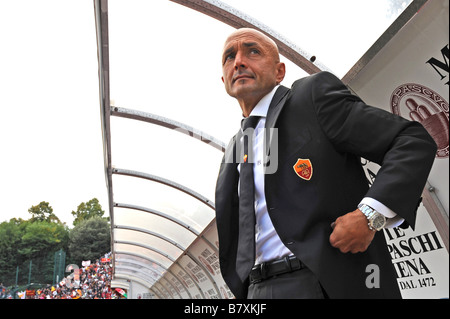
xmin=221 ymin=29 xmax=285 ymax=111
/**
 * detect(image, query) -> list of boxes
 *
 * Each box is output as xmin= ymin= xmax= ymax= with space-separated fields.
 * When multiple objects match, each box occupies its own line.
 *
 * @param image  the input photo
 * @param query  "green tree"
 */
xmin=18 ymin=221 xmax=69 ymax=284
xmin=0 ymin=218 xmax=69 ymax=286
xmin=71 ymin=198 xmax=108 ymax=226
xmin=68 ymin=216 xmax=111 ymax=265
xmin=0 ymin=219 xmax=27 ymax=286
xmin=19 ymin=221 xmax=69 ymax=261
xmin=28 ymin=201 xmax=61 ymax=224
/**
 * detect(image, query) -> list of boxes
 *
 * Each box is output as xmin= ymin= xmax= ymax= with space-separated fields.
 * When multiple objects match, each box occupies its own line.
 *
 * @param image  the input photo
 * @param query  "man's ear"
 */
xmin=276 ymin=62 xmax=286 ymax=85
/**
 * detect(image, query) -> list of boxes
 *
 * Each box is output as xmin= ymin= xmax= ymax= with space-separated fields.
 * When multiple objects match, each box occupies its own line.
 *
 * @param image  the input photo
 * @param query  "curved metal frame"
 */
xmin=169 ymin=0 xmax=331 ymax=74
xmin=114 ymin=272 xmax=153 ymax=289
xmin=169 ymin=263 xmax=206 ymax=299
xmin=115 ymin=257 xmax=197 ymax=298
xmin=95 ymin=0 xmax=329 ymax=296
xmin=115 ymin=257 xmax=165 ymax=277
xmin=160 ymin=276 xmax=182 ymax=299
xmin=162 ymin=270 xmax=193 ymax=298
xmin=184 ymin=250 xmax=221 ymax=298
xmin=115 ymin=251 xmax=167 ymax=271
xmin=114 ymin=203 xmax=201 ymax=236
xmin=115 ymin=240 xmax=176 ymax=263
xmin=114 ymin=225 xmax=187 ymax=251
xmin=150 ymin=286 xmax=164 ymax=299
xmin=115 ymin=265 xmax=184 ymax=297
xmin=114 ymin=251 xmax=168 ymax=286
xmin=110 ymin=279 xmax=129 ymax=290
xmin=154 ymin=281 xmax=173 ymax=298
xmin=115 ymin=241 xmax=191 ymax=295
xmin=95 ymin=0 xmax=447 ymax=299
xmin=114 ymin=228 xmax=213 ymax=295
xmin=111 ymin=106 xmax=226 ymax=152
xmin=113 ymin=168 xmax=216 ymax=210
xmin=115 ymin=265 xmax=158 ymax=285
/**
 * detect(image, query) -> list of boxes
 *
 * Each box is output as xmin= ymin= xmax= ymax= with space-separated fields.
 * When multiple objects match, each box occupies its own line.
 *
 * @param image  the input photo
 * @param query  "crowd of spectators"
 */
xmin=1 ymin=253 xmax=126 ymax=299
xmin=0 ymin=285 xmax=12 ymax=299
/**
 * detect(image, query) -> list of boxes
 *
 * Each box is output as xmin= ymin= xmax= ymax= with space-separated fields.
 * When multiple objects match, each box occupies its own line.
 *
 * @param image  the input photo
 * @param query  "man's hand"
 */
xmin=329 ymin=209 xmax=376 ymax=253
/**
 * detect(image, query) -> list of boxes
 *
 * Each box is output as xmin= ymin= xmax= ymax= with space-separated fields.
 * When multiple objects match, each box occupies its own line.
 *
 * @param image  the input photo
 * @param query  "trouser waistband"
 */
xmin=249 ymin=255 xmax=305 ymax=284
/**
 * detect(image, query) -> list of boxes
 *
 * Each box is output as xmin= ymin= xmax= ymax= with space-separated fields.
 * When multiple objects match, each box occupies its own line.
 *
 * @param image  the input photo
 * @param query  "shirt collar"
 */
xmin=248 ymin=85 xmax=279 ymax=118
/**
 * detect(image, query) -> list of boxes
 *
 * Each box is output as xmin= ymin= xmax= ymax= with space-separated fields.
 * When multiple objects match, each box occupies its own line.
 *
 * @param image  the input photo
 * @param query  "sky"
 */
xmin=0 ymin=1 xmax=103 ymax=225
xmin=0 ymin=0 xmax=406 ymax=226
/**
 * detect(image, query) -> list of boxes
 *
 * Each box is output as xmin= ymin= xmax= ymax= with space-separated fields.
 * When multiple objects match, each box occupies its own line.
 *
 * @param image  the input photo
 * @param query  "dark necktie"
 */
xmin=236 ymin=116 xmax=260 ymax=282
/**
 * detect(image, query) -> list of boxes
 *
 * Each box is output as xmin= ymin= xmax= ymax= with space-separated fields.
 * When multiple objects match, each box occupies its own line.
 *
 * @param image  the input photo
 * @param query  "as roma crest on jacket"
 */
xmin=293 ymin=158 xmax=313 ymax=181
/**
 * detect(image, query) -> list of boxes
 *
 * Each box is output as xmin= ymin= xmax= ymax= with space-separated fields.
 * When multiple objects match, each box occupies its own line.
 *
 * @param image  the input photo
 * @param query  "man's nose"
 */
xmin=234 ymin=51 xmax=247 ymax=70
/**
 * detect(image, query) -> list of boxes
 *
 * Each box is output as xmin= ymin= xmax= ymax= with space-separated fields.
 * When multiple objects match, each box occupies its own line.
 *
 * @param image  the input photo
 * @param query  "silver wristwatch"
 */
xmin=358 ymin=203 xmax=386 ymax=231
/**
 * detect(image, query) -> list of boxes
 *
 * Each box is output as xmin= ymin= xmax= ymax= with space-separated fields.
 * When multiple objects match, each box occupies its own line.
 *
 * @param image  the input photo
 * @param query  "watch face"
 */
xmin=372 ymin=215 xmax=386 ymax=230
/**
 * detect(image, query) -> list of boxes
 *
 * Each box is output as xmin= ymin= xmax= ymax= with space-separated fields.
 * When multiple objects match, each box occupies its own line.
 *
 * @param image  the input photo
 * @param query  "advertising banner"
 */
xmin=347 ymin=0 xmax=449 ymax=298
xmin=178 ymin=254 xmax=220 ymax=299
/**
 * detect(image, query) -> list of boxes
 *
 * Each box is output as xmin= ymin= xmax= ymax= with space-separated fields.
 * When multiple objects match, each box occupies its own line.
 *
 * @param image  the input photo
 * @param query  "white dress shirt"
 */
xmin=239 ymin=86 xmax=403 ymax=265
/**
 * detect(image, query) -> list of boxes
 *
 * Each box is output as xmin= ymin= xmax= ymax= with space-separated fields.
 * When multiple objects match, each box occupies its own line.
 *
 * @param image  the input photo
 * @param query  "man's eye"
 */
xmin=250 ymin=49 xmax=260 ymax=54
xmin=223 ymin=54 xmax=234 ymax=65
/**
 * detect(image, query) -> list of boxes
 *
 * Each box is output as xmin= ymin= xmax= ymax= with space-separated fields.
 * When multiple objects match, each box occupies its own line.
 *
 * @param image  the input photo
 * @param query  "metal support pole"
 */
xmin=15 ymin=266 xmax=19 ymax=287
xmin=27 ymin=260 xmax=32 ymax=285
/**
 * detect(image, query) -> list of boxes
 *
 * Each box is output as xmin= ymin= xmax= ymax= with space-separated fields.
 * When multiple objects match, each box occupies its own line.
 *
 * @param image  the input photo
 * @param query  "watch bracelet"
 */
xmin=358 ymin=203 xmax=379 ymax=231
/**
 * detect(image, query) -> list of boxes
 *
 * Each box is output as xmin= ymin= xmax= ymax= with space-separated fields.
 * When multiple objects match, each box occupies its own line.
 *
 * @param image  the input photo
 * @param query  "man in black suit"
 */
xmin=214 ymin=28 xmax=437 ymax=299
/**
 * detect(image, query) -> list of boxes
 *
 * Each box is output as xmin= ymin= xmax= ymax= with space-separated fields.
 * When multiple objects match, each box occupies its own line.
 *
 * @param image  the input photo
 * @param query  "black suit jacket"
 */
xmin=215 ymin=71 xmax=437 ymax=299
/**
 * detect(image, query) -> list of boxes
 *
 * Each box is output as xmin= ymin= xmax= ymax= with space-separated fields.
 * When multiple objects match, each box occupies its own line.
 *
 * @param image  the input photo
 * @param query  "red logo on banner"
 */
xmin=391 ymin=83 xmax=449 ymax=158
xmin=293 ymin=158 xmax=313 ymax=181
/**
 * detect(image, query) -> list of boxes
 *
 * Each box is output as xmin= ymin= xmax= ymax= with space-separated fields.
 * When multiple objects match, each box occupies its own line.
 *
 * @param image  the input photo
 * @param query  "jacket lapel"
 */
xmin=265 ymin=85 xmax=290 ymax=131
xmin=215 ymin=135 xmax=239 ymax=210
xmin=264 ymin=85 xmax=290 ymax=174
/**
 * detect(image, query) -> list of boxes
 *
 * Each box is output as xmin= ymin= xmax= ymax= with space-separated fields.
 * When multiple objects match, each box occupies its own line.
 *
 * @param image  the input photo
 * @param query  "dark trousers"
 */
xmin=247 ymin=267 xmax=328 ymax=299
